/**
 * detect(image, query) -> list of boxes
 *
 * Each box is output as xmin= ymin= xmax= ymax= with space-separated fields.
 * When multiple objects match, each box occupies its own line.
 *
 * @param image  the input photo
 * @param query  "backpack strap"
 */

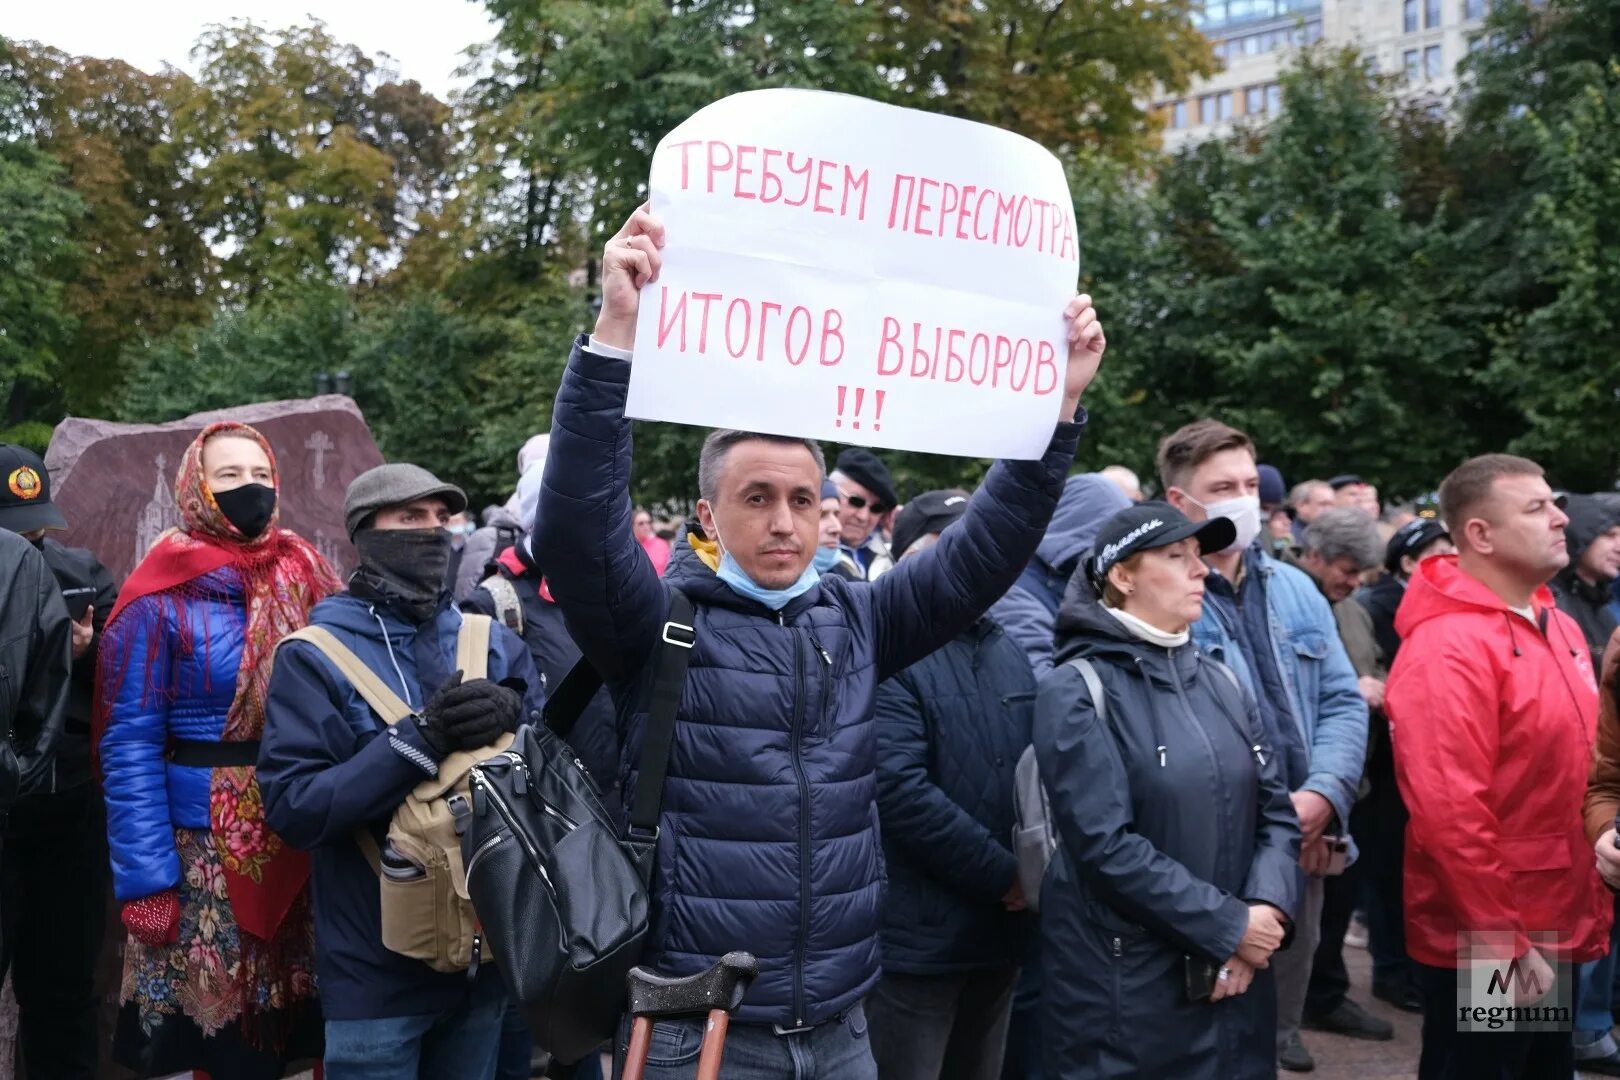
xmin=480 ymin=575 xmax=525 ymax=638
xmin=456 ymin=613 xmax=492 ymax=681
xmin=279 ymin=626 xmax=420 ymax=876
xmin=1063 ymin=656 xmax=1107 ymax=724
xmin=627 ymin=588 xmax=696 ymax=842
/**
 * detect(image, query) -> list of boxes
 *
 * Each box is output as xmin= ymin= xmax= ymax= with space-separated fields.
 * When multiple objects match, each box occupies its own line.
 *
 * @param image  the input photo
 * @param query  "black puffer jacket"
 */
xmin=874 ymin=617 xmax=1037 ymax=975
xmin=1035 ymin=574 xmax=1300 ymax=1080
xmin=1552 ymin=494 xmax=1620 ymax=667
xmin=0 ymin=530 xmax=72 ymax=809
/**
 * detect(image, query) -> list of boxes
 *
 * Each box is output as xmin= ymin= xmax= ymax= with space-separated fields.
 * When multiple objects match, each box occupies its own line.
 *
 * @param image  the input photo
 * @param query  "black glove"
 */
xmin=417 ymin=671 xmax=522 ymax=757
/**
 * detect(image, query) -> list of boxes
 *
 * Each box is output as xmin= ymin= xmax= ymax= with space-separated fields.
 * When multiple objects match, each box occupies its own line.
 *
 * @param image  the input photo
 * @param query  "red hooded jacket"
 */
xmin=1386 ymin=555 xmax=1608 ymax=967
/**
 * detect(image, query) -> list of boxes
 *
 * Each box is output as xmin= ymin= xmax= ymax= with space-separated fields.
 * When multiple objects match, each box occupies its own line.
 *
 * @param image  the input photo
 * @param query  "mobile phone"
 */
xmin=1184 ymin=956 xmax=1218 ymax=1002
xmin=1323 ymin=834 xmax=1350 ymax=877
xmin=61 ymin=586 xmax=95 ymax=623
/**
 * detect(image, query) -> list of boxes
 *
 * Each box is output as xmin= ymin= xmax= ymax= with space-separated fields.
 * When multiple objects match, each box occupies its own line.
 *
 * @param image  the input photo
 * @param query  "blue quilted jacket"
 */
xmin=100 ymin=567 xmax=246 ymax=902
xmin=534 ymin=335 xmax=1083 ymax=1029
xmin=874 ymin=619 xmax=1037 ymax=975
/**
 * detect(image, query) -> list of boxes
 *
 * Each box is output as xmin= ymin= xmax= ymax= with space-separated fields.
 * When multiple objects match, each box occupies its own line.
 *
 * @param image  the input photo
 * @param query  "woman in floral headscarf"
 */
xmin=97 ymin=422 xmax=339 ymax=1078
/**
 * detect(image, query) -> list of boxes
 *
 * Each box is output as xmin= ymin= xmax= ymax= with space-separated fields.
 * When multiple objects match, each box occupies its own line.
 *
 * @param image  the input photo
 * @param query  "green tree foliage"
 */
xmin=0 ymin=57 xmax=83 ymax=448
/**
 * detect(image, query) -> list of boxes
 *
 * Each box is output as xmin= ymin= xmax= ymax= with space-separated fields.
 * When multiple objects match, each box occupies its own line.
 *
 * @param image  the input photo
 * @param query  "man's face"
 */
xmin=633 ymin=511 xmax=654 ymax=541
xmin=373 ymin=497 xmax=452 ymax=531
xmin=1168 ymin=448 xmax=1260 ymax=524
xmin=202 ymin=435 xmax=273 ymax=495
xmin=1267 ymin=508 xmax=1293 ymax=541
xmin=1400 ymin=536 xmax=1456 ymax=578
xmin=837 ymin=477 xmax=887 ymax=547
xmin=1297 ymin=484 xmax=1336 ymax=524
xmin=697 ymin=440 xmax=821 ymax=589
xmin=1334 ymin=483 xmax=1365 ymax=510
xmin=1357 ymin=486 xmax=1381 ymax=519
xmin=819 ymin=496 xmax=842 ymax=549
xmin=1462 ymin=474 xmax=1569 ymax=585
xmin=1579 ymin=525 xmax=1620 ymax=585
xmin=1304 ymin=552 xmax=1367 ymax=603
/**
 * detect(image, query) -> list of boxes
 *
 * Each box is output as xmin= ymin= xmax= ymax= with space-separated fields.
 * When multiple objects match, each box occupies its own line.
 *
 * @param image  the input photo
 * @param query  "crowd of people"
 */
xmin=0 ymin=205 xmax=1617 ymax=1080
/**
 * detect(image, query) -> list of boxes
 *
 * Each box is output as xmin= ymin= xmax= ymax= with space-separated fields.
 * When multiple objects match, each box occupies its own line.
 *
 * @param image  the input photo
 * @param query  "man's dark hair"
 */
xmin=1156 ymin=419 xmax=1255 ymax=493
xmin=698 ymin=430 xmax=826 ymax=503
xmin=1438 ymin=454 xmax=1544 ymax=534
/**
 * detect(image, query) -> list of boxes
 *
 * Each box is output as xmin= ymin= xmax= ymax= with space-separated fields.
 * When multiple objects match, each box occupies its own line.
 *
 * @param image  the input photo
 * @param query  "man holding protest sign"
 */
xmin=534 ymin=195 xmax=1103 ymax=1077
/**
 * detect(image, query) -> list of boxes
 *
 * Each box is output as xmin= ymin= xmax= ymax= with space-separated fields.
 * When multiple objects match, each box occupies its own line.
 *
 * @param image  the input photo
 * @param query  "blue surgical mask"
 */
xmin=717 ymin=551 xmax=819 ymax=610
xmin=812 ymin=546 xmax=842 ymax=573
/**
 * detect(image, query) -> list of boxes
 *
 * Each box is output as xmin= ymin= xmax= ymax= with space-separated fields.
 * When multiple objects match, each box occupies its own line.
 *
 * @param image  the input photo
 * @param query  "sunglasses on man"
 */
xmin=841 ymin=491 xmax=890 ymax=515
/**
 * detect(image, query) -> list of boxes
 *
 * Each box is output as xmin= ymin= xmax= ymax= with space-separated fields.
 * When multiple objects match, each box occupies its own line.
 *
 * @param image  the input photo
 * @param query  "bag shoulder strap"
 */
xmin=1062 ymin=655 xmax=1107 ymax=724
xmin=456 ymin=613 xmax=492 ymax=681
xmin=627 ymin=588 xmax=696 ymax=839
xmin=480 ymin=575 xmax=525 ymax=638
xmin=280 ymin=626 xmax=415 ymax=725
xmin=544 ymin=659 xmax=605 ymax=738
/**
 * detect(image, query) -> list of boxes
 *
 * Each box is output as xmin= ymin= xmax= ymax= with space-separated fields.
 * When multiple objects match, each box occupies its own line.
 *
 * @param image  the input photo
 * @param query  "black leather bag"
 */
xmin=463 ymin=590 xmax=695 ymax=1064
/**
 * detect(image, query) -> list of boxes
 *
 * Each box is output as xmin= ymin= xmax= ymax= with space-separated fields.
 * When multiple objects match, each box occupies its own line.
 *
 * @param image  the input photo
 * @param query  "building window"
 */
xmin=1403 ymin=0 xmax=1419 ymax=31
xmin=1216 ymin=91 xmax=1235 ymax=120
xmin=1266 ymin=82 xmax=1283 ymax=114
xmin=1467 ymin=32 xmax=1486 ymax=52
xmin=1424 ymin=43 xmax=1444 ymax=79
xmin=1200 ymin=94 xmax=1217 ymax=124
xmin=1404 ymin=48 xmax=1421 ymax=81
xmin=1426 ymin=0 xmax=1442 ymax=26
xmin=1464 ymin=0 xmax=1485 ymax=18
xmin=1173 ymin=100 xmax=1189 ymax=128
xmin=1246 ymin=86 xmax=1265 ymax=115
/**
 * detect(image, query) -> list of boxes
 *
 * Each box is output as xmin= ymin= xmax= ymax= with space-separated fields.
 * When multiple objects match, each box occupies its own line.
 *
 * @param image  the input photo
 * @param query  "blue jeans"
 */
xmin=325 ymin=972 xmax=507 ymax=1079
xmin=613 ymin=1003 xmax=875 ymax=1080
xmin=1574 ymin=896 xmax=1620 ymax=1056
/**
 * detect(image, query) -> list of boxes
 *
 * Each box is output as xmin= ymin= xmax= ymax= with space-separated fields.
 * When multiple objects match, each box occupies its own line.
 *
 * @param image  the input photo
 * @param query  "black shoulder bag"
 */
xmin=463 ymin=589 xmax=696 ymax=1064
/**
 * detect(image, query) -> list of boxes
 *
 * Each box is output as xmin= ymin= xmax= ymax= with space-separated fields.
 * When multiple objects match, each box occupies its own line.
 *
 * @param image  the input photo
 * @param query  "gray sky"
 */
xmin=2 ymin=0 xmax=498 ymax=98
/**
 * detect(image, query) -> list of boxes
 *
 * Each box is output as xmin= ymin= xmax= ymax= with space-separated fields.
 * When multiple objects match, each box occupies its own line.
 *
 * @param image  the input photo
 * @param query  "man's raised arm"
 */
xmin=533 ymin=208 xmax=670 ymax=683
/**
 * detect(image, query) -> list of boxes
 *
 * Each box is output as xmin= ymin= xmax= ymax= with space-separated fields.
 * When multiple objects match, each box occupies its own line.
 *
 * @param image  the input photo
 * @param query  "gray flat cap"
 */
xmin=344 ymin=463 xmax=467 ymax=539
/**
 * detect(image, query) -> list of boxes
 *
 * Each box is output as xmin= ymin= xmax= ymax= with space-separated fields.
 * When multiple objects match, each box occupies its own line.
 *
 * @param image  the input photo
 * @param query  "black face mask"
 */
xmin=214 ymin=482 xmax=277 ymax=539
xmin=351 ymin=527 xmax=453 ymax=624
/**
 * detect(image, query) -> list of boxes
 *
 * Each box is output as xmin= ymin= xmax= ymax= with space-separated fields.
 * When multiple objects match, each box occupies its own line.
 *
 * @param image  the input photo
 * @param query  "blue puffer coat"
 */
xmin=534 ymin=335 xmax=1083 ymax=1029
xmin=101 ymin=566 xmax=246 ymax=902
xmin=874 ymin=618 xmax=1037 ymax=975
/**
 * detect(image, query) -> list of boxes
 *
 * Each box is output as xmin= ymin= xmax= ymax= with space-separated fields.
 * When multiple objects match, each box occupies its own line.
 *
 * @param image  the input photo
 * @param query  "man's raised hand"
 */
xmin=1062 ymin=293 xmax=1106 ymax=419
xmin=594 ymin=205 xmax=666 ymax=352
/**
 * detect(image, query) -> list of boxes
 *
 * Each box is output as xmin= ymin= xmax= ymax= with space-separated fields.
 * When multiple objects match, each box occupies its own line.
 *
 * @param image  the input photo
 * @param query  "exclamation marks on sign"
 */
xmin=835 ymin=387 xmax=887 ymax=431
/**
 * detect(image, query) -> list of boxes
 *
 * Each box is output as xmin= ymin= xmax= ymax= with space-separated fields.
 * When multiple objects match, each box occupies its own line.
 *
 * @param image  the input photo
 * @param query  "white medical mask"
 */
xmin=1185 ymin=494 xmax=1262 ymax=554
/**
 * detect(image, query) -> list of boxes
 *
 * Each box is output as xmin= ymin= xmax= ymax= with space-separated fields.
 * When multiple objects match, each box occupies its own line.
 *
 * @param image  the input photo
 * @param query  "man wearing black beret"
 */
xmin=832 ymin=447 xmax=899 ymax=581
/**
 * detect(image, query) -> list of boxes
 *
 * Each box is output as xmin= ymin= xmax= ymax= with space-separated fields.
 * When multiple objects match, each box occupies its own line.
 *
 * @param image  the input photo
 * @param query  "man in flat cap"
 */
xmin=832 ymin=447 xmax=898 ymax=581
xmin=259 ymin=463 xmax=543 ymax=1079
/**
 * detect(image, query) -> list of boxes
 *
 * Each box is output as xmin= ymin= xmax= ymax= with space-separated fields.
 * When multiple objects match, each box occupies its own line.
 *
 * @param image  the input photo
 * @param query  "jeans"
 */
xmin=325 ymin=970 xmax=507 ymax=1079
xmin=0 ymin=785 xmax=108 ymax=1080
xmin=1275 ymin=872 xmax=1325 ymax=1051
xmin=614 ymin=1003 xmax=876 ymax=1080
xmin=998 ymin=963 xmax=1042 ymax=1080
xmin=1305 ymin=857 xmax=1361 ymax=1017
xmin=1574 ymin=896 xmax=1620 ymax=1057
xmin=867 ymin=967 xmax=1018 ymax=1080
xmin=1416 ymin=963 xmax=1575 ymax=1080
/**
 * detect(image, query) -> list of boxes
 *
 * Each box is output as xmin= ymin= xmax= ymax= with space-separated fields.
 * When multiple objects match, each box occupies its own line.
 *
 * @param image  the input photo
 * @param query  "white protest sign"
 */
xmin=625 ymin=89 xmax=1080 ymax=461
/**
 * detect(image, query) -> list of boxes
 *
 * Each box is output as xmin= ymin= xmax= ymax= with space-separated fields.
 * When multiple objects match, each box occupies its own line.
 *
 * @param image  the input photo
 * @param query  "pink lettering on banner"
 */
xmin=835 ymin=386 xmax=887 ymax=431
xmin=671 ymin=139 xmax=871 ymax=221
xmin=654 ymin=287 xmax=847 ymax=369
xmin=874 ymin=317 xmax=1060 ymax=396
xmin=879 ymin=174 xmax=1079 ymax=265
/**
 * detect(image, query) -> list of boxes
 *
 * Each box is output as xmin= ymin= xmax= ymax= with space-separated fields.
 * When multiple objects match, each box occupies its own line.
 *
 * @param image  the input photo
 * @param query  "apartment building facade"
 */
xmin=1157 ymin=0 xmax=1492 ymax=149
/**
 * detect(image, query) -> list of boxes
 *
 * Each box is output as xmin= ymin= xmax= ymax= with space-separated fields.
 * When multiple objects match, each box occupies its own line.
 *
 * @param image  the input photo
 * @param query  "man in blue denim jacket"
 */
xmin=1158 ymin=420 xmax=1370 ymax=1074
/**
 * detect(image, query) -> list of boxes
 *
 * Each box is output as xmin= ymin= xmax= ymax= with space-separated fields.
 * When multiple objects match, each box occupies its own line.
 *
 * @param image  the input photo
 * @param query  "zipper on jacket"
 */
xmin=788 ymin=627 xmax=812 ymax=1029
xmin=809 ymin=631 xmax=832 ymax=738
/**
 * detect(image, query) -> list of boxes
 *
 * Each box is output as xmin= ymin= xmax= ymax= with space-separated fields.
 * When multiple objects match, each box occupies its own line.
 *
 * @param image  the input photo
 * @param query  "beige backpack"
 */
xmin=279 ymin=614 xmax=513 ymax=973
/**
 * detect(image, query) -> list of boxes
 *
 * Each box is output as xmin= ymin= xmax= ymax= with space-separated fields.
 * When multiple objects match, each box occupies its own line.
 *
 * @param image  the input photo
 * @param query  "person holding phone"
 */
xmin=1034 ymin=502 xmax=1301 ymax=1079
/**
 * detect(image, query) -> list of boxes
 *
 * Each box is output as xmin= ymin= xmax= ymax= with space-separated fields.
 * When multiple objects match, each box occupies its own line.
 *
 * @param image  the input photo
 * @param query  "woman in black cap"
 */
xmin=1034 ymin=502 xmax=1301 ymax=1079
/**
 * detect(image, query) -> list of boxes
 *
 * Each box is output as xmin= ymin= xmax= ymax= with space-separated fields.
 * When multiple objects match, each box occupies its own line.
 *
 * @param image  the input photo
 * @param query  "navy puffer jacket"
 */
xmin=535 ymin=336 xmax=1083 ymax=1029
xmin=875 ymin=618 xmax=1037 ymax=975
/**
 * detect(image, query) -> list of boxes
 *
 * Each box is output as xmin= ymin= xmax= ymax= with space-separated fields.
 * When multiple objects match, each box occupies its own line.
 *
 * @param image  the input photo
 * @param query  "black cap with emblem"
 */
xmin=0 ymin=444 xmax=67 ymax=534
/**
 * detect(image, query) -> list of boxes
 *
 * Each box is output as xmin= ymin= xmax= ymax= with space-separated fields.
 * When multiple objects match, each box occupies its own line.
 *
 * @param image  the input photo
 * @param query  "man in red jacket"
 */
xmin=1387 ymin=453 xmax=1610 ymax=1080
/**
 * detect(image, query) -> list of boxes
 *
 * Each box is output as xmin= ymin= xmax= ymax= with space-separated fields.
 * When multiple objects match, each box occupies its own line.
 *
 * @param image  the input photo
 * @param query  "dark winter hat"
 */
xmin=891 ymin=489 xmax=970 ymax=561
xmin=0 ymin=444 xmax=67 ymax=533
xmin=344 ymin=463 xmax=467 ymax=540
xmin=834 ymin=448 xmax=896 ymax=511
xmin=1258 ymin=464 xmax=1287 ymax=509
xmin=821 ymin=478 xmax=840 ymax=501
xmin=1328 ymin=474 xmax=1364 ymax=491
xmin=1384 ymin=517 xmax=1450 ymax=575
xmin=1087 ymin=501 xmax=1236 ymax=589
